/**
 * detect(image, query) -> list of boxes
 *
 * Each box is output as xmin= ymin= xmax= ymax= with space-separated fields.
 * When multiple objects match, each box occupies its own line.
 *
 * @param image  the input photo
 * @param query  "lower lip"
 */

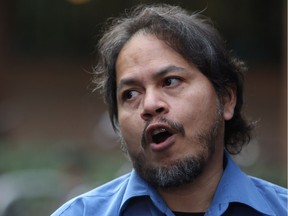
xmin=150 ymin=135 xmax=175 ymax=152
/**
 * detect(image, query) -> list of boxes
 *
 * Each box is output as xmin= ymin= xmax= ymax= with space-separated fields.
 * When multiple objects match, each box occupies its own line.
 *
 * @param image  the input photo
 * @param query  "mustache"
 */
xmin=141 ymin=116 xmax=185 ymax=147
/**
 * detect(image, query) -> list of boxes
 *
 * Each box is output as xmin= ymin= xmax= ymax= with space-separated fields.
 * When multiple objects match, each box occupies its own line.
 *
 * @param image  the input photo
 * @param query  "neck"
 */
xmin=157 ymin=151 xmax=224 ymax=213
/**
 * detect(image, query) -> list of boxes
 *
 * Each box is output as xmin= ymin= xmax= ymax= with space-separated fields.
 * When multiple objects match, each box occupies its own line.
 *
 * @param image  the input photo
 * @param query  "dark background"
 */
xmin=0 ymin=0 xmax=286 ymax=215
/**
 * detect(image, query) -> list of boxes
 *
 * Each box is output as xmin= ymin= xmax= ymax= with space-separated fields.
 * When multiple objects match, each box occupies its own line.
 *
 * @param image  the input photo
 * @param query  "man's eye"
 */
xmin=123 ymin=90 xmax=139 ymax=100
xmin=164 ymin=77 xmax=181 ymax=87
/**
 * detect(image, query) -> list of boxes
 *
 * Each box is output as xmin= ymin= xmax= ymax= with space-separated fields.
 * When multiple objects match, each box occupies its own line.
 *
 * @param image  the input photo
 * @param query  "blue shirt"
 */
xmin=52 ymin=154 xmax=287 ymax=216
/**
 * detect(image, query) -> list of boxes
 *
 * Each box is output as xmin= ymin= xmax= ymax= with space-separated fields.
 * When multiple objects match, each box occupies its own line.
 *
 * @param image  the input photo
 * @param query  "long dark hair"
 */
xmin=93 ymin=4 xmax=253 ymax=154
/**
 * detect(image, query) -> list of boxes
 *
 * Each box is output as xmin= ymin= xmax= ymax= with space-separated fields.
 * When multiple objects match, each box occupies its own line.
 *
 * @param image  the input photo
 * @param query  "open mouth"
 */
xmin=151 ymin=128 xmax=173 ymax=144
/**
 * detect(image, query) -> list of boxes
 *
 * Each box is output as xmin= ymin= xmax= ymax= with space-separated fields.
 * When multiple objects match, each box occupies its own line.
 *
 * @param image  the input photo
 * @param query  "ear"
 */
xmin=223 ymin=87 xmax=237 ymax=121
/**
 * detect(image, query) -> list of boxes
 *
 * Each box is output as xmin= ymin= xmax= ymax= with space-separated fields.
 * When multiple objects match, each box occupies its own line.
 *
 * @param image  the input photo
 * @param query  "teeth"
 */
xmin=152 ymin=128 xmax=166 ymax=135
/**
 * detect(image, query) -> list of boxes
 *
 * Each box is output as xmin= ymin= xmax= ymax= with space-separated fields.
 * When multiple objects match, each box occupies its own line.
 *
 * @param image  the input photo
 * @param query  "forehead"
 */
xmin=115 ymin=33 xmax=190 ymax=82
xmin=116 ymin=34 xmax=168 ymax=69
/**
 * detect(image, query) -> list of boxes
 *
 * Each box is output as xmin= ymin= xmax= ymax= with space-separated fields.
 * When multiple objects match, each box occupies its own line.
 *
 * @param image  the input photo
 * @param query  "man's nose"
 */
xmin=140 ymin=90 xmax=168 ymax=121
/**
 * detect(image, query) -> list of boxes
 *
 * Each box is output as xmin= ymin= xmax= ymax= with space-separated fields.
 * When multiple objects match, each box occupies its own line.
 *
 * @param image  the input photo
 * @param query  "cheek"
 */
xmin=180 ymin=89 xmax=219 ymax=129
xmin=118 ymin=111 xmax=143 ymax=146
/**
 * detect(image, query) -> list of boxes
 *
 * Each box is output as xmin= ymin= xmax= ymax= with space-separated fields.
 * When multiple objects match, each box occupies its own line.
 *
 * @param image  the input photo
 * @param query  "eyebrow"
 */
xmin=153 ymin=65 xmax=185 ymax=79
xmin=117 ymin=65 xmax=186 ymax=91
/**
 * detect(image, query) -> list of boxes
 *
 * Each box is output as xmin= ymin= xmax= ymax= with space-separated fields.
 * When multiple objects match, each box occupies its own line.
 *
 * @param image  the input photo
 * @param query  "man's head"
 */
xmin=93 ymin=4 xmax=253 ymax=188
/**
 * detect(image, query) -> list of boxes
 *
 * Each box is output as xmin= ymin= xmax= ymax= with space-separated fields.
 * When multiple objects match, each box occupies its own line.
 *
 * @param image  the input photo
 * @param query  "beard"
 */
xmin=119 ymin=100 xmax=223 ymax=189
xmin=133 ymin=151 xmax=207 ymax=189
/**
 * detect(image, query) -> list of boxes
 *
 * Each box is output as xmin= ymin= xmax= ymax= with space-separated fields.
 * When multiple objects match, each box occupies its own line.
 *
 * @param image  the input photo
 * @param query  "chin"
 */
xmin=132 ymin=152 xmax=208 ymax=189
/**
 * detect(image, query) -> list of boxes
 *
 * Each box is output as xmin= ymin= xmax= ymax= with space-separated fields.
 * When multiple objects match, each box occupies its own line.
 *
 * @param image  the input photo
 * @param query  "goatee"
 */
xmin=119 ymin=101 xmax=223 ymax=189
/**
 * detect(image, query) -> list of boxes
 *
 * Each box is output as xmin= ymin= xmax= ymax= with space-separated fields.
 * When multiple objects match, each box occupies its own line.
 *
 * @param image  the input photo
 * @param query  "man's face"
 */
xmin=115 ymin=33 xmax=234 ymax=188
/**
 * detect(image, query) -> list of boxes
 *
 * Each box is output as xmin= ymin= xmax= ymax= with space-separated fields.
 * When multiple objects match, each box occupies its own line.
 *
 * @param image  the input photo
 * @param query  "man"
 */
xmin=52 ymin=4 xmax=287 ymax=216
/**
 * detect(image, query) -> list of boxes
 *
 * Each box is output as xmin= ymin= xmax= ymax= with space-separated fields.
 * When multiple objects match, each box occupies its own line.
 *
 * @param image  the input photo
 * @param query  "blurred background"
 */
xmin=0 ymin=0 xmax=286 ymax=215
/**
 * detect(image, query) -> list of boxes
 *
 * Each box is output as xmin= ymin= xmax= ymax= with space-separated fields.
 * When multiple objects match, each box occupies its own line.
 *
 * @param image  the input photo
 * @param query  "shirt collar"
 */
xmin=120 ymin=170 xmax=170 ymax=214
xmin=119 ymin=152 xmax=276 ymax=216
xmin=209 ymin=152 xmax=275 ymax=215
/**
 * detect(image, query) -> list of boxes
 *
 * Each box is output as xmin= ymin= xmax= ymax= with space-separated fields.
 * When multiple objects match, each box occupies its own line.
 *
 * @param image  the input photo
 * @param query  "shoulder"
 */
xmin=51 ymin=173 xmax=131 ymax=216
xmin=249 ymin=176 xmax=287 ymax=213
